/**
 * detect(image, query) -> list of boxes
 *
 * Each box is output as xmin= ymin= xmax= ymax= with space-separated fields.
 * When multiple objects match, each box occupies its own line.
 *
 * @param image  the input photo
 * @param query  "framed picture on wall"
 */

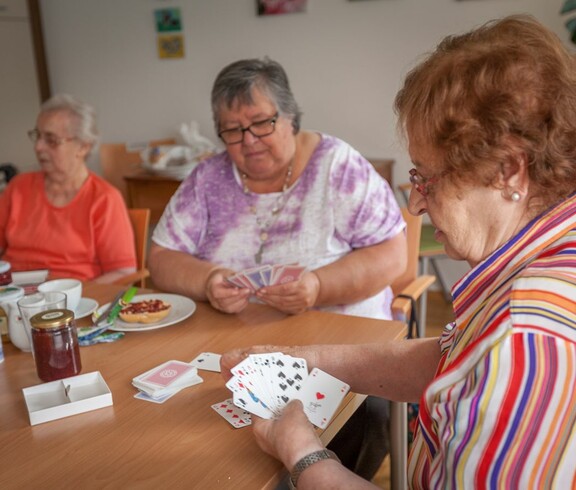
xmin=154 ymin=8 xmax=182 ymax=32
xmin=257 ymin=0 xmax=307 ymax=16
xmin=157 ymin=34 xmax=184 ymax=59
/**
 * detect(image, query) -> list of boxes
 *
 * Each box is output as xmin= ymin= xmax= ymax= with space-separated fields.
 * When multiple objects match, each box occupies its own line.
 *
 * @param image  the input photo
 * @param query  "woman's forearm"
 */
xmin=289 ymin=337 xmax=440 ymax=402
xmin=148 ymin=244 xmax=228 ymax=300
xmin=313 ymin=233 xmax=407 ymax=307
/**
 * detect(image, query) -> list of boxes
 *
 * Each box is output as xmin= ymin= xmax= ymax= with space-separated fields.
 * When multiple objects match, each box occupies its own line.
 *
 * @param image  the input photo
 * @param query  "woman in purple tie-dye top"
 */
xmin=149 ymin=58 xmax=406 ymax=319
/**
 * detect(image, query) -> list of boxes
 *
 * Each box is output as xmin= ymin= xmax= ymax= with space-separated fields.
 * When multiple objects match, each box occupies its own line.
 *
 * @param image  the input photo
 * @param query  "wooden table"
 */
xmin=0 ymin=283 xmax=406 ymax=489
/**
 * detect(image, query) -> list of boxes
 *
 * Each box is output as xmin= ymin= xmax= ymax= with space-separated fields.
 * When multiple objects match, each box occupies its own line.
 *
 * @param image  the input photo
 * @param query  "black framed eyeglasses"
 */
xmin=27 ymin=129 xmax=77 ymax=148
xmin=218 ymin=113 xmax=278 ymax=145
xmin=409 ymin=167 xmax=449 ymax=196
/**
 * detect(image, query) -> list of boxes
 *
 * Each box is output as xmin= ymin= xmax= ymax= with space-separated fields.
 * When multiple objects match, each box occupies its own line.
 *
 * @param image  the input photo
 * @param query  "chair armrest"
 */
xmin=112 ymin=268 xmax=150 ymax=286
xmin=391 ymin=274 xmax=436 ymax=321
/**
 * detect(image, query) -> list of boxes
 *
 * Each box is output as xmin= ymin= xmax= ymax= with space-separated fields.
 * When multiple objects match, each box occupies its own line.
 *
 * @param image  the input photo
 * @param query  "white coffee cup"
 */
xmin=38 ymin=278 xmax=82 ymax=312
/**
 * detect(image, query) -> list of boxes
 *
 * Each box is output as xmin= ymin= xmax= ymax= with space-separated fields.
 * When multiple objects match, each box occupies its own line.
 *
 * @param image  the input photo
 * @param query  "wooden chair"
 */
xmin=390 ymin=208 xmax=436 ymax=338
xmin=388 ymin=208 xmax=436 ymax=490
xmin=398 ymin=183 xmax=452 ymax=306
xmin=113 ymin=208 xmax=151 ymax=288
xmin=99 ymin=138 xmax=176 ymax=203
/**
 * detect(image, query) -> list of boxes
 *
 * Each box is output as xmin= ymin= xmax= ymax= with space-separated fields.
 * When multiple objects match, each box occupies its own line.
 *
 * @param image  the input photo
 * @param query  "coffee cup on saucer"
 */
xmin=38 ymin=279 xmax=82 ymax=313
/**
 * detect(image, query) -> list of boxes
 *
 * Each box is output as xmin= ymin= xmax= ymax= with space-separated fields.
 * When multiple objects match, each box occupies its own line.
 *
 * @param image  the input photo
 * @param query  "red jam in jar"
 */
xmin=0 ymin=261 xmax=12 ymax=286
xmin=30 ymin=309 xmax=82 ymax=382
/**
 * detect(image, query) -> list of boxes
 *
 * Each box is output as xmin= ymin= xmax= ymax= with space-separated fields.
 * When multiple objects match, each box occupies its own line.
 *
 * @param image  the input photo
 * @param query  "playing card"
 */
xmin=296 ymin=368 xmax=350 ymax=429
xmin=133 ymin=374 xmax=203 ymax=398
xmin=225 ymin=274 xmax=250 ymax=289
xmin=211 ymin=398 xmax=252 ymax=428
xmin=232 ymin=390 xmax=274 ymax=419
xmin=226 ymin=264 xmax=306 ymax=292
xmin=246 ymin=353 xmax=283 ymax=412
xmin=230 ymin=355 xmax=275 ymax=405
xmin=258 ymin=265 xmax=273 ymax=286
xmin=267 ymin=355 xmax=308 ymax=409
xmin=226 ymin=377 xmax=274 ymax=419
xmin=270 ymin=265 xmax=306 ymax=285
xmin=242 ymin=266 xmax=267 ymax=290
xmin=132 ymin=360 xmax=203 ymax=398
xmin=135 ymin=360 xmax=198 ymax=389
xmin=134 ymin=390 xmax=180 ymax=404
xmin=190 ymin=352 xmax=221 ymax=372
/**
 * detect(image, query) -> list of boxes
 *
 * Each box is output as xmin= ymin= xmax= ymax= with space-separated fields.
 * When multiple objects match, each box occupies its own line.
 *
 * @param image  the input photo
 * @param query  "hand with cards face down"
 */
xmin=226 ymin=264 xmax=306 ymax=292
xmin=223 ymin=352 xmax=350 ymax=429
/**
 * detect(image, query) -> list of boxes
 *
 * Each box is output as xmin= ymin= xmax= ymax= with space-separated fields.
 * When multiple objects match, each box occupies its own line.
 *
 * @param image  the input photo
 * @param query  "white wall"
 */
xmin=38 ymin=0 xmax=569 ymax=288
xmin=0 ymin=1 xmax=40 ymax=173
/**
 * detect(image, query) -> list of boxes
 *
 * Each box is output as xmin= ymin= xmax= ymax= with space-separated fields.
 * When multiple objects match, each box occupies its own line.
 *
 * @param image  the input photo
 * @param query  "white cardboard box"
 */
xmin=22 ymin=371 xmax=113 ymax=425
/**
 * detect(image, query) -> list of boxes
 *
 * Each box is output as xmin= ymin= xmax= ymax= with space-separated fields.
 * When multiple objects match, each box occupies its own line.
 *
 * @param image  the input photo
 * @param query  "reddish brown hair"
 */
xmin=395 ymin=15 xmax=576 ymax=209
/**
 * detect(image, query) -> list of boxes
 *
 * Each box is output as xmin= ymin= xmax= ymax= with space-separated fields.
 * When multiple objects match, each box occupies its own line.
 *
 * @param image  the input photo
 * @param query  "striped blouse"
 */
xmin=408 ymin=194 xmax=576 ymax=489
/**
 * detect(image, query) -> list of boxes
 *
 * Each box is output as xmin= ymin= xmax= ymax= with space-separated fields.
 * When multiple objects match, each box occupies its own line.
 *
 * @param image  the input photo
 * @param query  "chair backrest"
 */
xmin=397 ymin=182 xmax=446 ymax=258
xmin=127 ymin=208 xmax=151 ymax=287
xmin=99 ymin=138 xmax=176 ymax=202
xmin=391 ymin=208 xmax=422 ymax=296
xmin=397 ymin=183 xmax=411 ymax=206
xmin=390 ymin=208 xmax=437 ymax=336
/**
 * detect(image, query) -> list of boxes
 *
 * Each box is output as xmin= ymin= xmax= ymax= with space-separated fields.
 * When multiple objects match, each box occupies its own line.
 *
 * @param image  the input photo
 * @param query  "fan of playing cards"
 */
xmin=223 ymin=352 xmax=350 ymax=429
xmin=226 ymin=264 xmax=306 ymax=291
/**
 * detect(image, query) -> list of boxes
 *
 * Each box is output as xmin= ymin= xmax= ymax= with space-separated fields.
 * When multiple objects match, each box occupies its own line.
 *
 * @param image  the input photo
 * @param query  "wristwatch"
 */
xmin=289 ymin=449 xmax=340 ymax=488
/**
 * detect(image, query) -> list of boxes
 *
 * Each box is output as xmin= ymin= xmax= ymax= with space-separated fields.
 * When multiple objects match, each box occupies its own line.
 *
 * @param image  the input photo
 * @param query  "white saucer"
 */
xmin=74 ymin=297 xmax=99 ymax=320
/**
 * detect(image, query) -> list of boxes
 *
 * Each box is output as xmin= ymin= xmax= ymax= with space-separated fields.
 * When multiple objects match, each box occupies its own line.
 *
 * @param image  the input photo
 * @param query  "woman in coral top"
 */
xmin=0 ymin=94 xmax=136 ymax=283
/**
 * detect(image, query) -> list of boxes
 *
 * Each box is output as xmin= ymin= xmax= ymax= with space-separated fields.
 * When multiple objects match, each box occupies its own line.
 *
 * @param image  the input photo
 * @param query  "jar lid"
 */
xmin=0 ymin=285 xmax=24 ymax=301
xmin=30 ymin=309 xmax=74 ymax=329
xmin=0 ymin=261 xmax=11 ymax=274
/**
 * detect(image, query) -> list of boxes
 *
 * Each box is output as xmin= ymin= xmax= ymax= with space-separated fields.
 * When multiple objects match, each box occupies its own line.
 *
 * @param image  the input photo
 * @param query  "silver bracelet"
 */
xmin=289 ymin=449 xmax=340 ymax=488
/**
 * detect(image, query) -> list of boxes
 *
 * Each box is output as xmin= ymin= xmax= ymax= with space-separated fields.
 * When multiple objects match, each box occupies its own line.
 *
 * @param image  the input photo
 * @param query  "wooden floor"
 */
xmin=372 ymin=290 xmax=454 ymax=489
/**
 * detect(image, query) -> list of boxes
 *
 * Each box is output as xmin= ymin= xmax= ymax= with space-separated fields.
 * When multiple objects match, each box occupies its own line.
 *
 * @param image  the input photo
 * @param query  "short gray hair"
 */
xmin=211 ymin=57 xmax=302 ymax=135
xmin=41 ymin=94 xmax=99 ymax=152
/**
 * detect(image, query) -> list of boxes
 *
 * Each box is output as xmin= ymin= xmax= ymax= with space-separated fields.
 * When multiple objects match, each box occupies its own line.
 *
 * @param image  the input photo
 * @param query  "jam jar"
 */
xmin=30 ymin=309 xmax=82 ymax=382
xmin=0 ymin=261 xmax=12 ymax=286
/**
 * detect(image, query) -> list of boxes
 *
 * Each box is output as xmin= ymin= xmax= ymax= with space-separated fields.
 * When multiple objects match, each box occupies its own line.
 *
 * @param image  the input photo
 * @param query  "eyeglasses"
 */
xmin=27 ymin=129 xmax=77 ymax=148
xmin=218 ymin=113 xmax=278 ymax=145
xmin=409 ymin=167 xmax=449 ymax=196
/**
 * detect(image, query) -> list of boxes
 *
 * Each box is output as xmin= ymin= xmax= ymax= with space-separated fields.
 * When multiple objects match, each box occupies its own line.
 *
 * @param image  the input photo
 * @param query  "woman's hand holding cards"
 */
xmin=252 ymin=399 xmax=325 ymax=472
xmin=256 ymin=270 xmax=320 ymax=314
xmin=223 ymin=263 xmax=316 ymax=315
xmin=205 ymin=267 xmax=251 ymax=314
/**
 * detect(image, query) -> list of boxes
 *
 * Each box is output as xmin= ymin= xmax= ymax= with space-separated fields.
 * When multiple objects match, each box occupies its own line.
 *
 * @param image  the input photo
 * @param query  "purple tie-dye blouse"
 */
xmin=153 ymin=133 xmax=405 ymax=319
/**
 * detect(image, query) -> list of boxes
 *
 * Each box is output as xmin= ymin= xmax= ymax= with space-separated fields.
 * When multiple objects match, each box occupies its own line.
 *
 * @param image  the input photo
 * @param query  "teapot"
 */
xmin=0 ymin=286 xmax=28 ymax=351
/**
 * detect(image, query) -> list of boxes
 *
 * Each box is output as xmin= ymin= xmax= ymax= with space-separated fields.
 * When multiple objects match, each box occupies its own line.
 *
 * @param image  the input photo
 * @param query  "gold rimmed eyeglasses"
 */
xmin=27 ymin=129 xmax=77 ymax=149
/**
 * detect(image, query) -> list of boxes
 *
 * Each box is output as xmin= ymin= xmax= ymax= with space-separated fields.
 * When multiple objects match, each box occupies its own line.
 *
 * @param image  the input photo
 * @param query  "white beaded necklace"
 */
xmin=242 ymin=161 xmax=294 ymax=264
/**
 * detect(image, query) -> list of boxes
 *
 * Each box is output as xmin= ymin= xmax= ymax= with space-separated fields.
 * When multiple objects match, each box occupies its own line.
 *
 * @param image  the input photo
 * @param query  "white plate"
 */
xmin=74 ymin=297 xmax=99 ymax=320
xmin=92 ymin=293 xmax=196 ymax=332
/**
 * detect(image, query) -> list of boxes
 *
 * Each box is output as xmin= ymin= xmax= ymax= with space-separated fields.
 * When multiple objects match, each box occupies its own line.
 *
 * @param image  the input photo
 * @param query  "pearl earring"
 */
xmin=511 ymin=191 xmax=521 ymax=202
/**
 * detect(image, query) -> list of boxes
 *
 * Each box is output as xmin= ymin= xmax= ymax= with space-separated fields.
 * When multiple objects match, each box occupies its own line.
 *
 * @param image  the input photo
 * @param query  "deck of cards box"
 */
xmin=22 ymin=371 xmax=113 ymax=426
xmin=220 ymin=352 xmax=350 ymax=429
xmin=132 ymin=360 xmax=203 ymax=403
